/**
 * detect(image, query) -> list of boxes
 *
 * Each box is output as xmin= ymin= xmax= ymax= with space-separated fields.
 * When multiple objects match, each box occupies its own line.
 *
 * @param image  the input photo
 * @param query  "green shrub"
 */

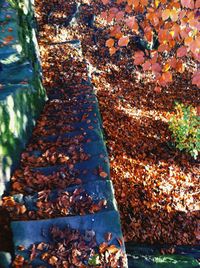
xmin=169 ymin=103 xmax=200 ymax=159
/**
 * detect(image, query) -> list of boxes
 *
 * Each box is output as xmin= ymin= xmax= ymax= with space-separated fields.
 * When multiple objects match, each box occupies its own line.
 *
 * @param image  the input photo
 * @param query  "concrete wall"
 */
xmin=0 ymin=0 xmax=47 ymax=197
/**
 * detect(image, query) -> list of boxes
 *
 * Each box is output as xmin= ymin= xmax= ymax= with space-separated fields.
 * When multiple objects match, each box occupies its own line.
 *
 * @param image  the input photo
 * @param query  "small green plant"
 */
xmin=169 ymin=103 xmax=200 ymax=159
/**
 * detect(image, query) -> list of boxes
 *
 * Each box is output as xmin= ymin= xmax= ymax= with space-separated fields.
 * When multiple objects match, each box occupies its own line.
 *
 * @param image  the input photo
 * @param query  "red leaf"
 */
xmin=177 ymin=46 xmax=187 ymax=57
xmin=115 ymin=11 xmax=124 ymax=21
xmin=142 ymin=60 xmax=151 ymax=71
xmin=151 ymin=63 xmax=162 ymax=73
xmin=154 ymin=86 xmax=162 ymax=93
xmin=118 ymin=36 xmax=129 ymax=47
xmin=192 ymin=71 xmax=200 ymax=87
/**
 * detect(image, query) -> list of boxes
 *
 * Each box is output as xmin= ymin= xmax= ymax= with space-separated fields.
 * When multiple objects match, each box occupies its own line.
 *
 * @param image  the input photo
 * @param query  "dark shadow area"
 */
xmin=0 ymin=207 xmax=13 ymax=252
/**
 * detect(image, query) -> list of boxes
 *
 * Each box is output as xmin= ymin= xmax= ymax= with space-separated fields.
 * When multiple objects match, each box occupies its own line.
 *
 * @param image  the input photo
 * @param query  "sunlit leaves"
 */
xmin=103 ymin=0 xmax=200 ymax=88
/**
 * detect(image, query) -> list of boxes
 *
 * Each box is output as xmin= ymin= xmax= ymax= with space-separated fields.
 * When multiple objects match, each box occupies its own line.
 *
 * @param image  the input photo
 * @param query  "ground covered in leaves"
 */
xmin=33 ymin=0 xmax=200 ymax=247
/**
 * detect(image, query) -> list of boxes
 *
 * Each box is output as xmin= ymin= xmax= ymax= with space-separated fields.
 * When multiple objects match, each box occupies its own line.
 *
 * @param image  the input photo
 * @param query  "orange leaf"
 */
xmin=106 ymin=245 xmax=119 ymax=254
xmin=140 ymin=0 xmax=148 ymax=6
xmin=49 ymin=256 xmax=58 ymax=266
xmin=162 ymin=71 xmax=173 ymax=83
xmin=127 ymin=0 xmax=136 ymax=6
xmin=106 ymin=38 xmax=114 ymax=48
xmin=3 ymin=35 xmax=14 ymax=45
xmin=133 ymin=0 xmax=140 ymax=8
xmin=100 ymin=171 xmax=108 ymax=178
xmin=99 ymin=242 xmax=108 ymax=253
xmin=145 ymin=31 xmax=154 ymax=43
xmin=170 ymin=9 xmax=179 ymax=22
xmin=109 ymin=47 xmax=117 ymax=56
xmin=184 ymin=36 xmax=193 ymax=46
xmin=176 ymin=61 xmax=185 ymax=73
xmin=162 ymin=63 xmax=170 ymax=72
xmin=12 ymin=181 xmax=22 ymax=191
